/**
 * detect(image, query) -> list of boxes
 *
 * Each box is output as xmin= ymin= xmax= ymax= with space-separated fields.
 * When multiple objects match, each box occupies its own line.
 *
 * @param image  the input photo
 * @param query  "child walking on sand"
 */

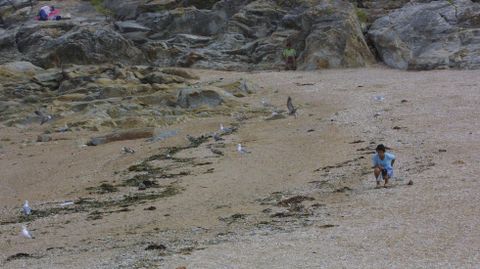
xmin=372 ymin=144 xmax=395 ymax=188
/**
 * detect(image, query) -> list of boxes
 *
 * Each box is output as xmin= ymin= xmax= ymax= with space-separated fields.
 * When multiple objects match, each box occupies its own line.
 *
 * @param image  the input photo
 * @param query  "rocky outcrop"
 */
xmin=136 ymin=7 xmax=227 ymax=39
xmin=16 ymin=23 xmax=145 ymax=68
xmin=115 ymin=20 xmax=151 ymax=33
xmin=0 ymin=0 xmax=37 ymax=27
xmin=1 ymin=61 xmax=43 ymax=74
xmin=0 ymin=62 xmax=251 ymax=130
xmin=300 ymin=0 xmax=375 ymax=69
xmin=350 ymin=0 xmax=411 ymax=26
xmin=1 ymin=0 xmax=479 ymax=71
xmin=177 ymin=87 xmax=223 ymax=109
xmin=133 ymin=0 xmax=375 ymax=70
xmin=103 ymin=0 xmax=225 ymax=20
xmin=0 ymin=28 xmax=22 ymax=63
xmin=0 ymin=0 xmax=35 ymax=11
xmin=141 ymin=71 xmax=185 ymax=84
xmin=368 ymin=0 xmax=480 ymax=70
xmin=103 ymin=0 xmax=143 ymax=20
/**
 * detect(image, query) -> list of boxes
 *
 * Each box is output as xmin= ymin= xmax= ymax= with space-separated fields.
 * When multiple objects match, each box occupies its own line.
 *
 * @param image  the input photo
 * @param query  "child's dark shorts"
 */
xmin=381 ymin=168 xmax=394 ymax=178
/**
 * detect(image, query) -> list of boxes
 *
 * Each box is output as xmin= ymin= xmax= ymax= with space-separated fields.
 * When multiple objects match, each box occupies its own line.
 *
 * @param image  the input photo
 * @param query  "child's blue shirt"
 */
xmin=372 ymin=152 xmax=395 ymax=170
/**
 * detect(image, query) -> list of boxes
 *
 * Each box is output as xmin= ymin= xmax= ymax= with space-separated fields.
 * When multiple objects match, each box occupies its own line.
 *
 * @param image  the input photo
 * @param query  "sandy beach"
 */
xmin=1 ymin=67 xmax=479 ymax=268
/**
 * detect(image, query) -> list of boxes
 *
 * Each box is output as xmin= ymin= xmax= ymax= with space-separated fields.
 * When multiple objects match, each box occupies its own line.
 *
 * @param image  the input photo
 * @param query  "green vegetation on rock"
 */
xmin=356 ymin=8 xmax=368 ymax=23
xmin=90 ymin=0 xmax=113 ymax=17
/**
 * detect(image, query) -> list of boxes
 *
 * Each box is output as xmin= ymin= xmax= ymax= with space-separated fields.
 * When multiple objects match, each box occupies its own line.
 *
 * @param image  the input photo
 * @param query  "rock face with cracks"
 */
xmin=0 ymin=0 xmax=376 ymax=70
xmin=299 ymin=0 xmax=375 ymax=69
xmin=1 ymin=0 xmax=480 ymax=72
xmin=0 ymin=61 xmax=255 ymax=131
xmin=368 ymin=0 xmax=480 ymax=70
xmin=15 ymin=23 xmax=145 ymax=68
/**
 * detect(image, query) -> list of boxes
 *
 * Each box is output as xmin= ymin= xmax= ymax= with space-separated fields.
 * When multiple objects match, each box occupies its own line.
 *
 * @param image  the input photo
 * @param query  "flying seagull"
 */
xmin=21 ymin=225 xmax=33 ymax=239
xmin=22 ymin=200 xmax=31 ymax=216
xmin=34 ymin=110 xmax=52 ymax=125
xmin=287 ymin=96 xmax=297 ymax=118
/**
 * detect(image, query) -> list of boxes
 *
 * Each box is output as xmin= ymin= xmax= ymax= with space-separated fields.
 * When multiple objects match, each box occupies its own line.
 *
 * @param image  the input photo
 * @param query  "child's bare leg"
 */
xmin=384 ymin=176 xmax=390 ymax=187
xmin=374 ymin=168 xmax=381 ymax=188
xmin=374 ymin=167 xmax=381 ymax=178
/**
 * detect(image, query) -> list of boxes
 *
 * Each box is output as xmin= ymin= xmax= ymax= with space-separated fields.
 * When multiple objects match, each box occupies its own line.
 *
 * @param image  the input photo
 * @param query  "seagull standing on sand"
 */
xmin=213 ymin=133 xmax=224 ymax=141
xmin=21 ymin=225 xmax=33 ymax=239
xmin=237 ymin=144 xmax=250 ymax=154
xmin=261 ymin=97 xmax=273 ymax=108
xmin=219 ymin=124 xmax=234 ymax=134
xmin=122 ymin=147 xmax=135 ymax=154
xmin=240 ymin=79 xmax=249 ymax=93
xmin=287 ymin=96 xmax=297 ymax=118
xmin=57 ymin=123 xmax=69 ymax=133
xmin=34 ymin=110 xmax=52 ymax=125
xmin=22 ymin=200 xmax=31 ymax=216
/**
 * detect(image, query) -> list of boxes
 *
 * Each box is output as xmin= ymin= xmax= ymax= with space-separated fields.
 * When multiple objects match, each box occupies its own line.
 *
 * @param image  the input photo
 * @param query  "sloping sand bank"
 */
xmin=1 ymin=68 xmax=479 ymax=268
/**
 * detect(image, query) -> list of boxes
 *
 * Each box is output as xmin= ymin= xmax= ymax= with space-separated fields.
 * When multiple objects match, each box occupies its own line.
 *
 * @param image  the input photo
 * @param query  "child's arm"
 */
xmin=391 ymin=159 xmax=395 ymax=167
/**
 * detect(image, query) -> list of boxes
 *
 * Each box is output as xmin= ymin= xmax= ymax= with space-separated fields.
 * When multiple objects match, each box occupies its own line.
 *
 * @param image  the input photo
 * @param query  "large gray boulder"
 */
xmin=299 ymin=0 xmax=376 ymax=69
xmin=115 ymin=20 xmax=151 ymax=33
xmin=137 ymin=7 xmax=227 ymax=39
xmin=368 ymin=0 xmax=480 ymax=70
xmin=141 ymin=71 xmax=185 ymax=84
xmin=16 ymin=21 xmax=82 ymax=62
xmin=227 ymin=0 xmax=286 ymax=39
xmin=16 ymin=23 xmax=146 ymax=68
xmin=0 ymin=28 xmax=20 ymax=63
xmin=103 ymin=0 xmax=225 ymax=20
xmin=0 ymin=0 xmax=37 ymax=28
xmin=349 ymin=0 xmax=411 ymax=25
xmin=103 ymin=0 xmax=143 ymax=20
xmin=0 ymin=0 xmax=35 ymax=9
xmin=181 ymin=0 xmax=222 ymax=9
xmin=177 ymin=87 xmax=223 ymax=109
xmin=212 ymin=0 xmax=251 ymax=18
xmin=2 ymin=61 xmax=43 ymax=74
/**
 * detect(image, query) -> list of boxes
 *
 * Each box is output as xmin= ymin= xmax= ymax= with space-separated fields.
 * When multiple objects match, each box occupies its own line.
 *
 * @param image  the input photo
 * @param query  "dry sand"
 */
xmin=1 ymin=67 xmax=479 ymax=268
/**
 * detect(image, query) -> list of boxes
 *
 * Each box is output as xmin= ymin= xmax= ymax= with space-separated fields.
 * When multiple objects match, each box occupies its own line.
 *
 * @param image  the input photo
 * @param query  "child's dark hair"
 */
xmin=376 ymin=144 xmax=386 ymax=152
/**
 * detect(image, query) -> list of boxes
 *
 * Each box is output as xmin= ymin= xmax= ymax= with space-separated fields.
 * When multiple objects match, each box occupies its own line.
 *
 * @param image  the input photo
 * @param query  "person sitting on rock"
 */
xmin=372 ymin=144 xmax=395 ymax=188
xmin=38 ymin=5 xmax=61 ymax=21
xmin=282 ymin=41 xmax=297 ymax=70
